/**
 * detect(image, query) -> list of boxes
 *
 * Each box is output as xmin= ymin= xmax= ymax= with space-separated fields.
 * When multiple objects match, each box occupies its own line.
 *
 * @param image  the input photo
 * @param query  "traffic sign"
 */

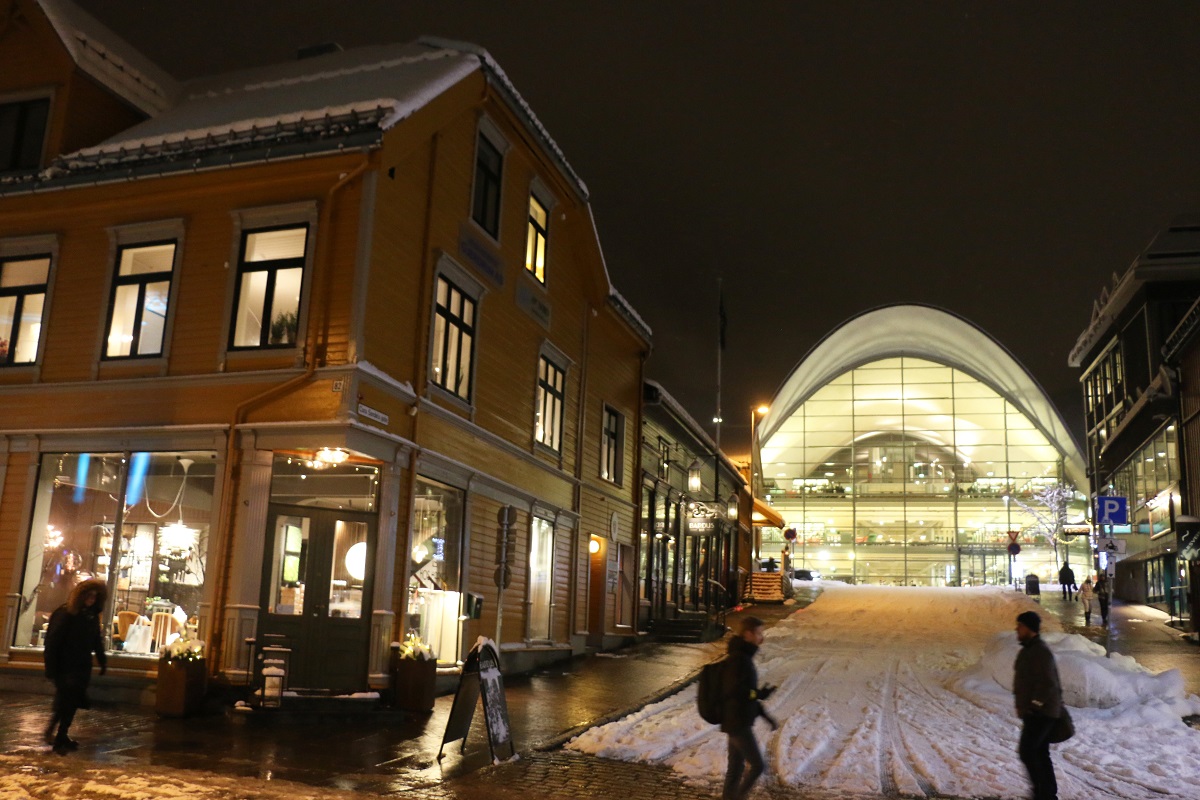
xmin=1098 ymin=537 xmax=1126 ymax=555
xmin=1096 ymin=496 xmax=1128 ymax=526
xmin=1007 ymin=543 xmax=1021 ymax=556
xmin=494 ymin=564 xmax=512 ymax=590
xmin=784 ymin=528 xmax=797 ymax=541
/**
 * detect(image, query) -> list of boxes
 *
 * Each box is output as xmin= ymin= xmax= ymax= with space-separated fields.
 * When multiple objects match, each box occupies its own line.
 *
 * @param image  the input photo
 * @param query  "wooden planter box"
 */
xmin=392 ymin=658 xmax=436 ymax=712
xmin=156 ymin=657 xmax=208 ymax=717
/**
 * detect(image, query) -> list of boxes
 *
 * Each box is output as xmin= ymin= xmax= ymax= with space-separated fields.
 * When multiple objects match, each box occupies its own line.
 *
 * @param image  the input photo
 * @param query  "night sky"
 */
xmin=77 ymin=2 xmax=1200 ymax=456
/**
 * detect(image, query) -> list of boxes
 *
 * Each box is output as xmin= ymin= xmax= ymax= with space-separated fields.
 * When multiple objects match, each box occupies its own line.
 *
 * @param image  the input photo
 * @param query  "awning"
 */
xmin=752 ymin=496 xmax=785 ymax=528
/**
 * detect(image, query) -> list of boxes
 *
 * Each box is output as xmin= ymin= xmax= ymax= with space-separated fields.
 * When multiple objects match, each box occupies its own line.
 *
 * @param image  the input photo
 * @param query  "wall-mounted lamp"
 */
xmin=727 ymin=494 xmax=739 ymax=520
xmin=687 ymin=458 xmax=704 ymax=494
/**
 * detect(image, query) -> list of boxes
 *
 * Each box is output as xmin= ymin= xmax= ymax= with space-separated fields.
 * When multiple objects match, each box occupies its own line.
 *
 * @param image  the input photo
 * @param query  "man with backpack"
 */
xmin=719 ymin=616 xmax=776 ymax=800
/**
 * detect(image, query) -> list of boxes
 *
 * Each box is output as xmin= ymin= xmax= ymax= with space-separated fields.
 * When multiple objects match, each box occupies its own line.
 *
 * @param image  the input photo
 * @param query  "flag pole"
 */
xmin=716 ymin=277 xmax=723 ymax=451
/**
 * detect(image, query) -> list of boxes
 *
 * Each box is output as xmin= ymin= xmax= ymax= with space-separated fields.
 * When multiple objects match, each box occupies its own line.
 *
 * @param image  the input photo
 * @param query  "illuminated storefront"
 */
xmin=756 ymin=306 xmax=1090 ymax=586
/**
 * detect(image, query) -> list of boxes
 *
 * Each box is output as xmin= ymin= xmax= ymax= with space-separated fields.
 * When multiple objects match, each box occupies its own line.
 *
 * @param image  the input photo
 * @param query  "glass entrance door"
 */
xmin=260 ymin=505 xmax=375 ymax=692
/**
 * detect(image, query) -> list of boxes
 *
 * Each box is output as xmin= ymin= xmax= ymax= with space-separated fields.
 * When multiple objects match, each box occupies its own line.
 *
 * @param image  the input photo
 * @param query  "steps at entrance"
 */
xmin=648 ymin=614 xmax=723 ymax=643
xmin=744 ymin=572 xmax=785 ymax=604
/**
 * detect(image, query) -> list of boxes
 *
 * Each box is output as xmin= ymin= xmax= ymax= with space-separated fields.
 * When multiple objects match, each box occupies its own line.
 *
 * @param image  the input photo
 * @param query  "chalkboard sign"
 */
xmin=438 ymin=640 xmax=515 ymax=762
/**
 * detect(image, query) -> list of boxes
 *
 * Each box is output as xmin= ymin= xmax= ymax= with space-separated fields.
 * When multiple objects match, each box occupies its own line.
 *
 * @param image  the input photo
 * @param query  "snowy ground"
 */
xmin=568 ymin=583 xmax=1200 ymax=799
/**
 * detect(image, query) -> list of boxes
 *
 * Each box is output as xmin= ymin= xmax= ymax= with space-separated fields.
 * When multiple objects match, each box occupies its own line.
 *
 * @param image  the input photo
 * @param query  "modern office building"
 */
xmin=754 ymin=305 xmax=1089 ymax=587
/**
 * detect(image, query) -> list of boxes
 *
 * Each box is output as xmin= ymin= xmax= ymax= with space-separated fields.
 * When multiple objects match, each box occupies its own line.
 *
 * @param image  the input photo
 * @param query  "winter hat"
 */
xmin=1016 ymin=611 xmax=1041 ymax=633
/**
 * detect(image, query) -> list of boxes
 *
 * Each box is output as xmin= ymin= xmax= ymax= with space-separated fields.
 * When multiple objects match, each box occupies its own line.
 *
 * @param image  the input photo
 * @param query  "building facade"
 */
xmin=755 ymin=305 xmax=1089 ymax=587
xmin=0 ymin=1 xmax=650 ymax=695
xmin=1071 ymin=219 xmax=1200 ymax=620
xmin=639 ymin=381 xmax=760 ymax=630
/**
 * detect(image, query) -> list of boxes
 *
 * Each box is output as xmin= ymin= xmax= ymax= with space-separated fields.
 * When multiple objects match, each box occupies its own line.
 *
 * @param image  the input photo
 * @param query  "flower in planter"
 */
xmin=398 ymin=632 xmax=432 ymax=661
xmin=161 ymin=632 xmax=204 ymax=663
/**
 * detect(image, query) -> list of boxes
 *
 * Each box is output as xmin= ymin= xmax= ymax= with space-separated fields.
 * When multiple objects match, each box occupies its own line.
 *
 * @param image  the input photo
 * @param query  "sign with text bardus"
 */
xmin=357 ymin=403 xmax=389 ymax=425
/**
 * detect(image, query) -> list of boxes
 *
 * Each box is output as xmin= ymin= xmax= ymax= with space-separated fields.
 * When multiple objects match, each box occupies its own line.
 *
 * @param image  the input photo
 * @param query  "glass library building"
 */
xmin=756 ymin=305 xmax=1090 ymax=587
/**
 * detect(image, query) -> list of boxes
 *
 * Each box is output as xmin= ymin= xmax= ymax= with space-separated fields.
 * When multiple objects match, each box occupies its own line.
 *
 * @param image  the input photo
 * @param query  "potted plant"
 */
xmin=156 ymin=633 xmax=207 ymax=717
xmin=391 ymin=632 xmax=436 ymax=712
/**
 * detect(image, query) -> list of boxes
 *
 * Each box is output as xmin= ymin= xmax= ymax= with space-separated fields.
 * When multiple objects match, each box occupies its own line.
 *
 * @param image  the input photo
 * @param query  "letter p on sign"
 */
xmin=1097 ymin=496 xmax=1128 ymax=525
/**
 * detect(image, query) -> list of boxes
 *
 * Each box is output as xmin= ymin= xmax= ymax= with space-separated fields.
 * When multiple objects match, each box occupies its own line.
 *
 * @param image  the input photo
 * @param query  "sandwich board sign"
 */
xmin=439 ymin=638 xmax=514 ymax=762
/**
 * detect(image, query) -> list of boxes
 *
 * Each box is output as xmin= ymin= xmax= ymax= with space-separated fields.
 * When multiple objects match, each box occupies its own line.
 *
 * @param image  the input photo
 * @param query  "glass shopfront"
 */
xmin=406 ymin=477 xmax=463 ymax=665
xmin=14 ymin=451 xmax=217 ymax=657
xmin=761 ymin=357 xmax=1087 ymax=586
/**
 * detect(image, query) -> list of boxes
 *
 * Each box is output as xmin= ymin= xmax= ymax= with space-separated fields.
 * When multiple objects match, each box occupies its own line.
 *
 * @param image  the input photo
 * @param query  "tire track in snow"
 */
xmin=879 ymin=659 xmax=936 ymax=798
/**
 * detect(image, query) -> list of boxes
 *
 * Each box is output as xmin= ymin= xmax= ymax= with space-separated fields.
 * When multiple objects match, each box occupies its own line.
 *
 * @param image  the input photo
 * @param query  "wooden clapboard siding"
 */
xmin=0 ymin=451 xmax=32 ymax=600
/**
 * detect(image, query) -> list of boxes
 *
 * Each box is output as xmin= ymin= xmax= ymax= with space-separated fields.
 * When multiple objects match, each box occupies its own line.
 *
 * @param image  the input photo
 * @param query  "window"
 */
xmin=525 ymin=194 xmax=548 ymax=283
xmin=528 ymin=517 xmax=555 ymax=640
xmin=601 ymin=405 xmax=624 ymax=484
xmin=431 ymin=275 xmax=477 ymax=401
xmin=230 ymin=225 xmax=308 ymax=349
xmin=104 ymin=242 xmax=176 ymax=358
xmin=407 ymin=477 xmax=465 ymax=664
xmin=658 ymin=437 xmax=671 ymax=480
xmin=0 ymin=98 xmax=50 ymax=173
xmin=535 ymin=355 xmax=565 ymax=451
xmin=13 ymin=451 xmax=217 ymax=656
xmin=471 ymin=132 xmax=503 ymax=238
xmin=0 ymin=254 xmax=49 ymax=365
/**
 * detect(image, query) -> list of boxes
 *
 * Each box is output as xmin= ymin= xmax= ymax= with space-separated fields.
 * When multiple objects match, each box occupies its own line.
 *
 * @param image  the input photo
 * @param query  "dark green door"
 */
xmin=259 ymin=504 xmax=375 ymax=692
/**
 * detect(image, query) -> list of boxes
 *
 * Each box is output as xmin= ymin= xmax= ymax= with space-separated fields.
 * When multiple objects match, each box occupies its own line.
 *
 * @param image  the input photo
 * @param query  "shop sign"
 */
xmin=688 ymin=517 xmax=715 ymax=534
xmin=358 ymin=403 xmax=389 ymax=425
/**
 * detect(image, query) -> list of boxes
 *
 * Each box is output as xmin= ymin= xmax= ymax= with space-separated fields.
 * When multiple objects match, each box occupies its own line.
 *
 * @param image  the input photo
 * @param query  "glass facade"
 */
xmin=407 ymin=477 xmax=463 ymax=664
xmin=760 ymin=357 xmax=1087 ymax=586
xmin=1104 ymin=424 xmax=1179 ymax=538
xmin=14 ymin=451 xmax=217 ymax=656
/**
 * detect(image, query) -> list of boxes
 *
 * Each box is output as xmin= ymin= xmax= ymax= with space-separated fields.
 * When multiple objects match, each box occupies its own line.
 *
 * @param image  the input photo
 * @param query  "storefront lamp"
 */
xmin=687 ymin=458 xmax=704 ymax=493
xmin=727 ymin=494 xmax=738 ymax=520
xmin=345 ymin=541 xmax=367 ymax=581
xmin=315 ymin=447 xmax=349 ymax=465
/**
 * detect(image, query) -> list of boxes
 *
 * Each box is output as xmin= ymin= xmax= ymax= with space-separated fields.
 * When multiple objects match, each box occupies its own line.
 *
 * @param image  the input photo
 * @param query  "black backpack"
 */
xmin=697 ymin=658 xmax=727 ymax=724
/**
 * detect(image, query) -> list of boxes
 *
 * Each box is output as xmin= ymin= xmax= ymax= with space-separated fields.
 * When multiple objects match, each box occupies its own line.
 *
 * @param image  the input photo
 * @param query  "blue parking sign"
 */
xmin=1096 ymin=496 xmax=1128 ymax=526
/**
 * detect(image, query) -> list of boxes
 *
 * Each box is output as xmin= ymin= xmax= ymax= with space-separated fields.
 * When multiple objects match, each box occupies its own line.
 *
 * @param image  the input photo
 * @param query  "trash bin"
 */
xmin=1024 ymin=573 xmax=1041 ymax=600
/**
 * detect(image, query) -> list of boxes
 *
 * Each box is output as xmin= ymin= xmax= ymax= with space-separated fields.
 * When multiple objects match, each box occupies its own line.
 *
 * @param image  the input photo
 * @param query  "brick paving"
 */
xmin=1 ymin=587 xmax=1196 ymax=800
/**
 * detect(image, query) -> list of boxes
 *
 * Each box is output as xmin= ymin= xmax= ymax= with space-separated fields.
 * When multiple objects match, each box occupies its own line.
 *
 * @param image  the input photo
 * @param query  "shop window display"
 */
xmin=407 ymin=478 xmax=463 ymax=665
xmin=14 ymin=451 xmax=216 ymax=656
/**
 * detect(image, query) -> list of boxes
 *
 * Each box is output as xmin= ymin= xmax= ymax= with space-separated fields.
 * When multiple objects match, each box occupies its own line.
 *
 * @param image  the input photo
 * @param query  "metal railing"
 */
xmin=706 ymin=579 xmax=729 ymax=633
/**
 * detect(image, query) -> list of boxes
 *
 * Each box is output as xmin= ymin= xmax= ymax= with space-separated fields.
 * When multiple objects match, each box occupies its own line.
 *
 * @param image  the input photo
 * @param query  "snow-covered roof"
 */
xmin=645 ymin=379 xmax=744 ymax=486
xmin=759 ymin=304 xmax=1087 ymax=489
xmin=36 ymin=0 xmax=179 ymax=115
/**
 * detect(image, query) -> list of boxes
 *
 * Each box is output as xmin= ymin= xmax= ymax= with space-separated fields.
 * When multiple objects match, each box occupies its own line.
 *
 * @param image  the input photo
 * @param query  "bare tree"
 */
xmin=1006 ymin=484 xmax=1076 ymax=570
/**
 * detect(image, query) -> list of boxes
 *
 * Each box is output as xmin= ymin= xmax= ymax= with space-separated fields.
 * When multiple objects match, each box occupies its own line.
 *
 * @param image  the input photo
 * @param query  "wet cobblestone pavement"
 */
xmin=1 ymin=589 xmax=1197 ymax=800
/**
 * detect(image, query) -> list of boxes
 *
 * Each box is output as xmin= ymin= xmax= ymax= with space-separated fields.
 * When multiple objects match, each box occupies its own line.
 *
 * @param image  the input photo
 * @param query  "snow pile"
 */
xmin=568 ymin=584 xmax=1200 ymax=799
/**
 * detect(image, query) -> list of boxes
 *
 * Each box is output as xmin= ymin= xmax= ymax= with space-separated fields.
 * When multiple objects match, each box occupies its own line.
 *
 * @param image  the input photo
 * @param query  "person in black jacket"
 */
xmin=1057 ymin=564 xmax=1076 ymax=601
xmin=719 ymin=616 xmax=776 ymax=800
xmin=1013 ymin=611 xmax=1062 ymax=800
xmin=43 ymin=578 xmax=108 ymax=754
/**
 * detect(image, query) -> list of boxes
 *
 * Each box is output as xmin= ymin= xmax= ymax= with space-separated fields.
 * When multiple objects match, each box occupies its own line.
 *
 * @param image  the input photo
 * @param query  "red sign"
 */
xmin=1008 ymin=543 xmax=1021 ymax=556
xmin=1007 ymin=531 xmax=1020 ymax=543
xmin=784 ymin=528 xmax=797 ymax=541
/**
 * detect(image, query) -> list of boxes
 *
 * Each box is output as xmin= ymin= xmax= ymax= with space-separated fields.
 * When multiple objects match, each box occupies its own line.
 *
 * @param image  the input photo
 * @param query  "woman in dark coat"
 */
xmin=43 ymin=578 xmax=108 ymax=754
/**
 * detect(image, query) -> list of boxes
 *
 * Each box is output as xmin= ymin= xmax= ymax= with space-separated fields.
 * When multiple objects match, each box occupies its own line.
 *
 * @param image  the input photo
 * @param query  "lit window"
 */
xmin=601 ymin=405 xmax=624 ymax=484
xmin=535 ymin=355 xmax=566 ymax=452
xmin=0 ymin=98 xmax=50 ymax=173
xmin=525 ymin=194 xmax=548 ymax=283
xmin=105 ymin=242 xmax=176 ymax=358
xmin=0 ymin=254 xmax=49 ymax=365
xmin=431 ymin=275 xmax=477 ymax=401
xmin=230 ymin=226 xmax=308 ymax=349
xmin=528 ymin=517 xmax=555 ymax=640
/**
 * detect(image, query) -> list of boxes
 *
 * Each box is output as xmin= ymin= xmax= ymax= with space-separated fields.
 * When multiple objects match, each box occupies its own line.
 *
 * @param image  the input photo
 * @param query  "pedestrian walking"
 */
xmin=1078 ymin=577 xmax=1094 ymax=626
xmin=43 ymin=578 xmax=108 ymax=755
xmin=1013 ymin=610 xmax=1063 ymax=800
xmin=720 ymin=616 xmax=777 ymax=800
xmin=1057 ymin=563 xmax=1076 ymax=601
xmin=1095 ymin=574 xmax=1111 ymax=626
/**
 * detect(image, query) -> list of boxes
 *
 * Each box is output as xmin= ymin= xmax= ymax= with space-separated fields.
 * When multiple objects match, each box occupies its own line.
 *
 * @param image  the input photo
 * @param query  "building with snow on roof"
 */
xmin=0 ymin=0 xmax=651 ymax=697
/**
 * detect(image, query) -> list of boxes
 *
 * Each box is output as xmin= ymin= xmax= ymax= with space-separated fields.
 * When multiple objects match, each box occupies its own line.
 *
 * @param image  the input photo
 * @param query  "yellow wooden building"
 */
xmin=0 ymin=0 xmax=650 ymax=695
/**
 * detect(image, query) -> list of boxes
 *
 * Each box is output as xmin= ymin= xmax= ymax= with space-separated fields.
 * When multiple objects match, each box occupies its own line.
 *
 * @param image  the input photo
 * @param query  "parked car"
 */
xmin=793 ymin=569 xmax=820 ymax=581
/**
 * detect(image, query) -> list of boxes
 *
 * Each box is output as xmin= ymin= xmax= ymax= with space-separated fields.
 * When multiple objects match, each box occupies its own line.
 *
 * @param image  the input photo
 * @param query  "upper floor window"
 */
xmin=431 ymin=275 xmax=477 ymax=401
xmin=104 ymin=242 xmax=176 ymax=358
xmin=230 ymin=225 xmax=308 ymax=349
xmin=535 ymin=355 xmax=566 ymax=452
xmin=0 ymin=254 xmax=49 ymax=365
xmin=0 ymin=97 xmax=50 ymax=173
xmin=525 ymin=194 xmax=548 ymax=283
xmin=601 ymin=405 xmax=625 ymax=484
xmin=471 ymin=129 xmax=504 ymax=239
xmin=658 ymin=437 xmax=671 ymax=480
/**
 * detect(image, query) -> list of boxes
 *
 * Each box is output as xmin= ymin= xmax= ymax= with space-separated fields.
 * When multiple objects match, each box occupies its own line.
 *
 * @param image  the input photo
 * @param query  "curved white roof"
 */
xmin=760 ymin=304 xmax=1087 ymax=489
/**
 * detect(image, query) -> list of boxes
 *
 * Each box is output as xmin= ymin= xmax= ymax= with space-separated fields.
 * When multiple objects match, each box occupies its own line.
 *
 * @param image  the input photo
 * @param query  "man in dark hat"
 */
xmin=720 ymin=616 xmax=777 ymax=800
xmin=1013 ymin=611 xmax=1063 ymax=800
xmin=43 ymin=578 xmax=108 ymax=754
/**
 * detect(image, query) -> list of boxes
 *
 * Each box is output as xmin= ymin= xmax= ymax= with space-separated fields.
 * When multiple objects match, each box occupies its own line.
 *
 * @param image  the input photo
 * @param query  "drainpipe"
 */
xmin=207 ymin=156 xmax=371 ymax=676
xmin=570 ymin=299 xmax=593 ymax=643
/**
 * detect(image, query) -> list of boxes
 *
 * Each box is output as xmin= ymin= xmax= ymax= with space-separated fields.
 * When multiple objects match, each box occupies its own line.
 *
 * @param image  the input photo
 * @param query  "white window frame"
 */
xmin=0 ymin=234 xmax=57 ymax=370
xmin=469 ymin=115 xmax=510 ymax=242
xmin=534 ymin=341 xmax=571 ymax=455
xmin=524 ymin=177 xmax=556 ymax=285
